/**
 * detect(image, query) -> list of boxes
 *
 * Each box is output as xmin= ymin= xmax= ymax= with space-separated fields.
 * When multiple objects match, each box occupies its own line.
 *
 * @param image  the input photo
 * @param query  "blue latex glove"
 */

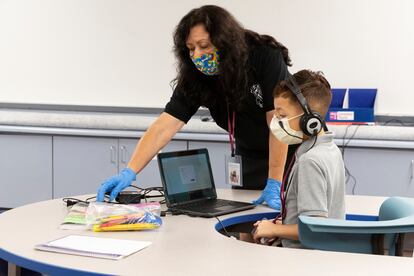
xmin=252 ymin=178 xmax=281 ymax=210
xmin=96 ymin=168 xmax=136 ymax=202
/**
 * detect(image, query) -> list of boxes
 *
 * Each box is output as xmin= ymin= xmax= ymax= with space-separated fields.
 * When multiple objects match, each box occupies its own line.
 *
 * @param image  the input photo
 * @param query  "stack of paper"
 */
xmin=35 ymin=235 xmax=151 ymax=260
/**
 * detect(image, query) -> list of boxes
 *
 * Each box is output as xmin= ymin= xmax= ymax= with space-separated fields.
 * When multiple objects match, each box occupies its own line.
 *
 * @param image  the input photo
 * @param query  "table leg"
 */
xmin=7 ymin=262 xmax=21 ymax=276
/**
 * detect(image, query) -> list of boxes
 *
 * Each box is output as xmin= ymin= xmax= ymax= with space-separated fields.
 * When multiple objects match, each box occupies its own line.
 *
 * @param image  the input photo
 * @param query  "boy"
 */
xmin=252 ymin=70 xmax=345 ymax=248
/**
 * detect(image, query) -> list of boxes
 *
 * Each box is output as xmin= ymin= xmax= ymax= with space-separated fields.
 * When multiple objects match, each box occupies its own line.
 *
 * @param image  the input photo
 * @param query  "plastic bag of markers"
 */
xmin=85 ymin=202 xmax=162 ymax=232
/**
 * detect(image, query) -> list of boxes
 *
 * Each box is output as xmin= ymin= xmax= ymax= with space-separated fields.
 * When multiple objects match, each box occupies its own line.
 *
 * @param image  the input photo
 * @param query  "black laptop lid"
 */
xmin=157 ymin=148 xmax=217 ymax=206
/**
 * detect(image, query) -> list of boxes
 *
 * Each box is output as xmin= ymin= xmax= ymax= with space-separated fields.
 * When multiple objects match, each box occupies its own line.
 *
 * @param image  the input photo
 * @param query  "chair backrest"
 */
xmin=379 ymin=197 xmax=414 ymax=221
xmin=298 ymin=197 xmax=414 ymax=255
xmin=378 ymin=197 xmax=414 ymax=255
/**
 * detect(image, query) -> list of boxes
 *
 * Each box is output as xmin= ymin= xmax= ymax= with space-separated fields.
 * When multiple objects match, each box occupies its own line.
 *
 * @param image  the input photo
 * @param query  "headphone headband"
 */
xmin=284 ymin=73 xmax=326 ymax=136
xmin=285 ymin=75 xmax=311 ymax=115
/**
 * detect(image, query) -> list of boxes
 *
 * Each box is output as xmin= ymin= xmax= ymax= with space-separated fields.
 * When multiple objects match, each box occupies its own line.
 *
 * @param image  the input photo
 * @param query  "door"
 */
xmin=53 ymin=136 xmax=118 ymax=198
xmin=119 ymin=139 xmax=187 ymax=188
xmin=0 ymin=134 xmax=52 ymax=207
xmin=343 ymin=147 xmax=414 ymax=196
xmin=188 ymin=141 xmax=230 ymax=189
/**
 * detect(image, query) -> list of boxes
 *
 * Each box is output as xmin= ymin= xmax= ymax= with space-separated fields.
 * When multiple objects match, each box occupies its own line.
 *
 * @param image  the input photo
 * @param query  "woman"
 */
xmin=97 ymin=5 xmax=297 ymax=209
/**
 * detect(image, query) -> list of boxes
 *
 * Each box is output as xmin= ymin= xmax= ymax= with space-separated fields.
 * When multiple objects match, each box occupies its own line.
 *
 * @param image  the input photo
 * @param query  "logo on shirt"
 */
xmin=250 ymin=84 xmax=263 ymax=108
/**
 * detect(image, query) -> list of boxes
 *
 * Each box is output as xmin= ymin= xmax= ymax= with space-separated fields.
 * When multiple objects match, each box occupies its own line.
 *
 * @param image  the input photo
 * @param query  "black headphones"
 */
xmin=284 ymin=73 xmax=327 ymax=137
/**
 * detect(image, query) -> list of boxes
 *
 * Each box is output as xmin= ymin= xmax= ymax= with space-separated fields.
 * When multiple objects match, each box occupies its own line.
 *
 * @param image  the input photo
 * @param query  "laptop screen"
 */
xmin=157 ymin=149 xmax=217 ymax=205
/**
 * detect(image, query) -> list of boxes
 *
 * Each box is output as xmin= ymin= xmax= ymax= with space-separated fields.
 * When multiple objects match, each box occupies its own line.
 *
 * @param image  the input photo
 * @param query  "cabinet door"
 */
xmin=53 ymin=136 xmax=118 ymax=198
xmin=119 ymin=139 xmax=187 ymax=188
xmin=188 ymin=141 xmax=230 ymax=189
xmin=343 ymin=147 xmax=414 ymax=197
xmin=0 ymin=134 xmax=52 ymax=208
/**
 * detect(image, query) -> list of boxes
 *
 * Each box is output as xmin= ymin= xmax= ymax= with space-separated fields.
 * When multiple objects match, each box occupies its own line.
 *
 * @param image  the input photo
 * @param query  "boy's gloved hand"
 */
xmin=96 ymin=168 xmax=136 ymax=202
xmin=252 ymin=178 xmax=281 ymax=210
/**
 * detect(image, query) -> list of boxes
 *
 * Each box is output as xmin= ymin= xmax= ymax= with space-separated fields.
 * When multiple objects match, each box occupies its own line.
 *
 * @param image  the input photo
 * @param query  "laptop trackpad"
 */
xmin=214 ymin=206 xmax=234 ymax=211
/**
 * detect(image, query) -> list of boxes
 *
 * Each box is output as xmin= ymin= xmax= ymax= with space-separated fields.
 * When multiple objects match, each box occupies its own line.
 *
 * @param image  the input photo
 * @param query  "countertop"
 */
xmin=1 ymin=108 xmax=414 ymax=147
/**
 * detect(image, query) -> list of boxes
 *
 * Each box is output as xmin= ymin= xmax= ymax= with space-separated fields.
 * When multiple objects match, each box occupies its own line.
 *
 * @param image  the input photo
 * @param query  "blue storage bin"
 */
xmin=326 ymin=88 xmax=377 ymax=124
xmin=348 ymin=88 xmax=377 ymax=108
xmin=330 ymin=88 xmax=347 ymax=108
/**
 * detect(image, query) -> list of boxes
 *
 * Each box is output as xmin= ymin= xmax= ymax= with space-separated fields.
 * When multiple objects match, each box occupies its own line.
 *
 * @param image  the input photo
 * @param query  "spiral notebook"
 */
xmin=35 ymin=235 xmax=151 ymax=260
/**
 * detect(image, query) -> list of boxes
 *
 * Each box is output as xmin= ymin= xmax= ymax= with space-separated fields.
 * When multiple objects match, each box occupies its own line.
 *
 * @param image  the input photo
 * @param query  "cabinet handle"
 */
xmin=120 ymin=146 xmax=127 ymax=164
xmin=110 ymin=146 xmax=116 ymax=164
xmin=411 ymin=160 xmax=414 ymax=180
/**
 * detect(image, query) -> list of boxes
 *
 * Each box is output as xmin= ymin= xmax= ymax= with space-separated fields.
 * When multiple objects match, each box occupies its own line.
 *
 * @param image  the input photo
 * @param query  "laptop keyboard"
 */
xmin=172 ymin=198 xmax=255 ymax=217
xmin=180 ymin=199 xmax=229 ymax=209
xmin=177 ymin=199 xmax=247 ymax=214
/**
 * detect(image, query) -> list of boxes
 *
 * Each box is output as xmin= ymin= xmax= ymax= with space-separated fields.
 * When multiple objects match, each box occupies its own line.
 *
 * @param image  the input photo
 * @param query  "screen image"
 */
xmin=160 ymin=153 xmax=213 ymax=195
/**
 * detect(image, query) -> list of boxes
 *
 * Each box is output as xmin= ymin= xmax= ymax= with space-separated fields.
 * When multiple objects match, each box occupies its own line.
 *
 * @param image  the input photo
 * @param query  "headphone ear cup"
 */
xmin=299 ymin=114 xmax=309 ymax=136
xmin=300 ymin=113 xmax=323 ymax=136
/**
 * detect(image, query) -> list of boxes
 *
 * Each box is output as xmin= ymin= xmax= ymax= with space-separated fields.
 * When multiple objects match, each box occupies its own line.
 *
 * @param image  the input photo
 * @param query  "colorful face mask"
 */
xmin=190 ymin=48 xmax=220 ymax=75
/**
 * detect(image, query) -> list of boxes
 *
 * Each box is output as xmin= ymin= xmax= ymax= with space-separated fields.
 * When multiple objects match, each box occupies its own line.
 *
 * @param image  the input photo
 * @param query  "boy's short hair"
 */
xmin=273 ymin=70 xmax=332 ymax=117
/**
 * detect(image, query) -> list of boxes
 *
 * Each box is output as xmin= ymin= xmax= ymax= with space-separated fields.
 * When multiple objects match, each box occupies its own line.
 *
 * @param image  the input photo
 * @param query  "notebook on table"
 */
xmin=35 ymin=235 xmax=151 ymax=260
xmin=157 ymin=148 xmax=255 ymax=218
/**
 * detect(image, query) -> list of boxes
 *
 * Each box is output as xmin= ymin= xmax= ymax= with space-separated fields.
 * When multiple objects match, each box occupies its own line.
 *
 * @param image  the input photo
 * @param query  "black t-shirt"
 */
xmin=164 ymin=44 xmax=288 ymax=158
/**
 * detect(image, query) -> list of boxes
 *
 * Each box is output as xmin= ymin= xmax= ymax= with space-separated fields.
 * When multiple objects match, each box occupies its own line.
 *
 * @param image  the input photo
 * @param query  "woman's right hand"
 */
xmin=96 ymin=168 xmax=137 ymax=202
xmin=96 ymin=112 xmax=184 ymax=202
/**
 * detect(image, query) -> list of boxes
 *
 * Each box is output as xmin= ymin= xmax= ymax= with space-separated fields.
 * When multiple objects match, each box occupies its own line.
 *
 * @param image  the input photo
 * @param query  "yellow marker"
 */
xmin=99 ymin=213 xmax=144 ymax=223
xmin=93 ymin=223 xmax=158 ymax=232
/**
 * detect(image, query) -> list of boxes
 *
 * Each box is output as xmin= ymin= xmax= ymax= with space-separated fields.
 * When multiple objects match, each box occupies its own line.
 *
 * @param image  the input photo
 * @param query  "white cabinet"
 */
xmin=188 ymin=141 xmax=230 ymax=189
xmin=0 ymin=134 xmax=52 ymax=208
xmin=187 ymin=141 xmax=414 ymax=196
xmin=342 ymin=147 xmax=414 ymax=197
xmin=3 ymin=130 xmax=414 ymax=207
xmin=118 ymin=138 xmax=187 ymax=188
xmin=53 ymin=137 xmax=187 ymax=198
xmin=53 ymin=136 xmax=119 ymax=198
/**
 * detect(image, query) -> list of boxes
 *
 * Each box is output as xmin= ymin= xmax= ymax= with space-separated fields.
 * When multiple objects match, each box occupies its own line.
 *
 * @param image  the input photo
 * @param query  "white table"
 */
xmin=0 ymin=190 xmax=412 ymax=276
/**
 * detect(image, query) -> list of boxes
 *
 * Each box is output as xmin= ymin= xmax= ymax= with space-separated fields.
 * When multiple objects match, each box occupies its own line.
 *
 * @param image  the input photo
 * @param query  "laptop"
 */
xmin=157 ymin=148 xmax=255 ymax=218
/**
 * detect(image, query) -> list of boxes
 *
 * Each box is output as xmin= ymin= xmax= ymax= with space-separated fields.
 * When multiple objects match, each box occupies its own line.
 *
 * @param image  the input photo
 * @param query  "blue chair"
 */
xmin=298 ymin=197 xmax=414 ymax=255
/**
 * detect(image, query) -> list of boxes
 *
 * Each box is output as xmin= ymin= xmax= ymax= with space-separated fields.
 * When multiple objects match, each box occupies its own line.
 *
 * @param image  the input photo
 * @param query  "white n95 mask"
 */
xmin=270 ymin=114 xmax=304 ymax=145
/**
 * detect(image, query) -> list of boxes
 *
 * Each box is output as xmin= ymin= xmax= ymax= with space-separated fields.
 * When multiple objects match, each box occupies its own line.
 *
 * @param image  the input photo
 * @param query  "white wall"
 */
xmin=0 ymin=0 xmax=413 ymax=116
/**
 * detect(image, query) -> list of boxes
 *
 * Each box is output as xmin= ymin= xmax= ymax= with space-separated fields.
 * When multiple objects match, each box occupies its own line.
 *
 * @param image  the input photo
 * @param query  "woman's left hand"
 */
xmin=251 ymin=178 xmax=281 ymax=210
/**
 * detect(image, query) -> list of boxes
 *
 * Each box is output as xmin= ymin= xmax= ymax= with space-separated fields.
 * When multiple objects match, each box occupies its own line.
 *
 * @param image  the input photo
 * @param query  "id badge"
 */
xmin=225 ymin=155 xmax=243 ymax=187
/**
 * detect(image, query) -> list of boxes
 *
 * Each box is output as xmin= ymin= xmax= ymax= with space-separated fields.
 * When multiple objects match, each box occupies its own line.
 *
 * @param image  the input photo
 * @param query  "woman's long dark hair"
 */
xmin=173 ymin=5 xmax=291 ymax=110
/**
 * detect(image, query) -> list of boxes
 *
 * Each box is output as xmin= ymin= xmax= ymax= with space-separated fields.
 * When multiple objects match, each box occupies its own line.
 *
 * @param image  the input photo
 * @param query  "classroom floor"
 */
xmin=0 ymin=259 xmax=42 ymax=276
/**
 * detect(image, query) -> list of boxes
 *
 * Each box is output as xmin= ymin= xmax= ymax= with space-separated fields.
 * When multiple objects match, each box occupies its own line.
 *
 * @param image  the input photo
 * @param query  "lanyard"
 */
xmin=227 ymin=110 xmax=236 ymax=157
xmin=276 ymin=151 xmax=297 ymax=221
